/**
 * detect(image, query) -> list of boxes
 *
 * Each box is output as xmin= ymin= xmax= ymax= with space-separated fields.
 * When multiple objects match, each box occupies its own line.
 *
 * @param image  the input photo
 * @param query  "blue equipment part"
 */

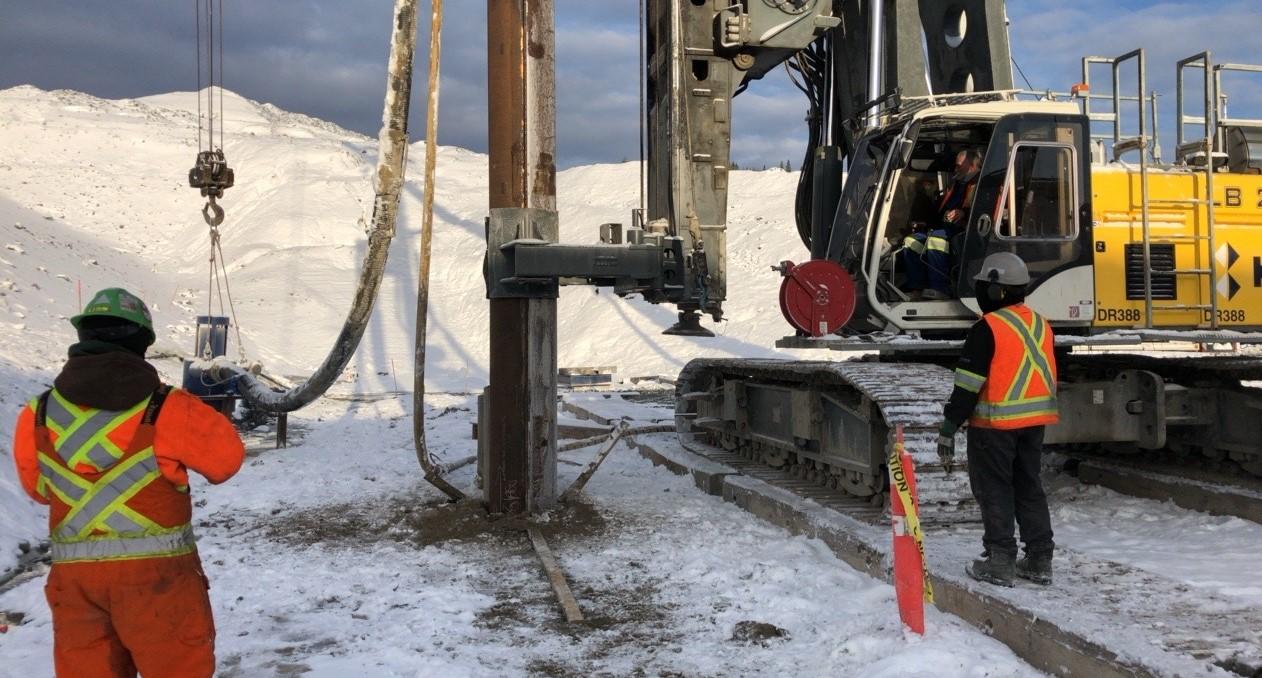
xmin=183 ymin=315 xmax=238 ymax=398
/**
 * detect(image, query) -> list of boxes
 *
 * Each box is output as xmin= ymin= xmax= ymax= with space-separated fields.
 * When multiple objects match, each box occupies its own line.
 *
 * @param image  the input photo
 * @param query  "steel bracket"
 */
xmin=485 ymin=207 xmax=560 ymax=299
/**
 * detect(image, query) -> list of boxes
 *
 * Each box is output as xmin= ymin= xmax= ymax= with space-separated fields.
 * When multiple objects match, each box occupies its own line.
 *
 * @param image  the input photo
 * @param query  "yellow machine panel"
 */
xmin=1091 ymin=166 xmax=1262 ymax=329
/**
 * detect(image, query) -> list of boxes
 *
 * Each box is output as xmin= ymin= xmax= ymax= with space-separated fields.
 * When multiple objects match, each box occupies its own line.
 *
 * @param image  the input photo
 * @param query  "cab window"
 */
xmin=996 ymin=143 xmax=1078 ymax=240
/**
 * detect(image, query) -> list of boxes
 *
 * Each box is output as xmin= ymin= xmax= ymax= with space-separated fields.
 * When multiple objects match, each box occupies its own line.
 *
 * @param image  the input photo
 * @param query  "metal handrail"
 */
xmin=1175 ymin=51 xmax=1220 ymax=329
xmin=1099 ymin=50 xmax=1158 ymax=328
xmin=1215 ymin=62 xmax=1262 ymax=129
xmin=1177 ymin=52 xmax=1217 ymax=157
xmin=1081 ymin=55 xmax=1161 ymax=159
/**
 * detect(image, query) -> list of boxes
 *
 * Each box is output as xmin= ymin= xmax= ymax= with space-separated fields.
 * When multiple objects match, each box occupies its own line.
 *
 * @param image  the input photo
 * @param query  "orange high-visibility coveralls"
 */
xmin=12 ymin=386 xmax=245 ymax=678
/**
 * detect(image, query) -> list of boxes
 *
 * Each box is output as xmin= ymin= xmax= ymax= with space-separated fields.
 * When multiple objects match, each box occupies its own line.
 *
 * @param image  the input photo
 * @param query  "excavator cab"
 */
xmin=841 ymin=100 xmax=1093 ymax=335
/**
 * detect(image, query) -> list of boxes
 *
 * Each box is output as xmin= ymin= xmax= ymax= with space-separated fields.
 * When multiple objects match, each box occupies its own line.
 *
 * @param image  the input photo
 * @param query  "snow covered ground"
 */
xmin=2 ymin=383 xmax=1044 ymax=677
xmin=1044 ymin=475 xmax=1262 ymax=607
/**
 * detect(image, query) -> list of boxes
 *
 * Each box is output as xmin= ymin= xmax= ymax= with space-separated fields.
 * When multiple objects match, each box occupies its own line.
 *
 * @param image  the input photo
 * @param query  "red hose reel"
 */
xmin=777 ymin=259 xmax=857 ymax=337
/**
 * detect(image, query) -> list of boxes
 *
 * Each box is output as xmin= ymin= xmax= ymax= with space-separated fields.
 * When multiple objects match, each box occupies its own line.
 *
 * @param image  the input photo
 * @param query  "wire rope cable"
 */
xmin=195 ymin=1 xmax=202 ymax=152
xmin=639 ymin=0 xmax=646 ymax=215
xmin=193 ymin=0 xmax=245 ymax=361
xmin=1012 ymin=56 xmax=1036 ymax=90
xmin=218 ymin=2 xmax=225 ymax=152
xmin=206 ymin=0 xmax=215 ymax=153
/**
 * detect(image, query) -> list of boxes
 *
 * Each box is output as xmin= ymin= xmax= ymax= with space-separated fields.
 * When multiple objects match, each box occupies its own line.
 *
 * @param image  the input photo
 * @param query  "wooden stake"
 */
xmin=527 ymin=525 xmax=584 ymax=623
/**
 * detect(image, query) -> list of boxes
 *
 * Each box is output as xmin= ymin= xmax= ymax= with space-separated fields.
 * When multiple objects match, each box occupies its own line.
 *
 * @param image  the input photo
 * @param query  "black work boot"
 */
xmin=1016 ymin=552 xmax=1053 ymax=585
xmin=966 ymin=550 xmax=1016 ymax=587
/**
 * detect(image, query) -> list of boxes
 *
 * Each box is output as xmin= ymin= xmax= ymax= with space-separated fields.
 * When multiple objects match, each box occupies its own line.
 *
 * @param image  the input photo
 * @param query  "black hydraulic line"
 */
xmin=211 ymin=0 xmax=419 ymax=413
xmin=789 ymin=36 xmax=831 ymax=251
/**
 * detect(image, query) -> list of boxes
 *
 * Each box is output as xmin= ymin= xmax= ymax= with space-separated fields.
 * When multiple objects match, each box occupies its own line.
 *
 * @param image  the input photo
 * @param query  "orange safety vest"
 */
xmin=32 ymin=386 xmax=197 ymax=563
xmin=969 ymin=304 xmax=1060 ymax=429
xmin=938 ymin=180 xmax=977 ymax=213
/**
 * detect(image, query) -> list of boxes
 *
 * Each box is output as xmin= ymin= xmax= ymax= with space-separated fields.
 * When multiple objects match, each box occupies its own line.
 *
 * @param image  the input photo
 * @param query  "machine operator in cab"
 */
xmin=901 ymin=148 xmax=982 ymax=300
xmin=936 ymin=253 xmax=1058 ymax=587
xmin=10 ymin=288 xmax=245 ymax=677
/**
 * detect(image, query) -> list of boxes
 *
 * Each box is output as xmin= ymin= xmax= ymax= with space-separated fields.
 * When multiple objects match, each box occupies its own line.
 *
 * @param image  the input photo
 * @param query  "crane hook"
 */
xmin=202 ymin=198 xmax=225 ymax=227
xmin=189 ymin=149 xmax=234 ymax=228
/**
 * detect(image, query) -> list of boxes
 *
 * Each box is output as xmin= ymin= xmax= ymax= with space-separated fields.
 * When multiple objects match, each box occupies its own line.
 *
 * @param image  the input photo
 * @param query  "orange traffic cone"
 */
xmin=890 ymin=425 xmax=931 ymax=634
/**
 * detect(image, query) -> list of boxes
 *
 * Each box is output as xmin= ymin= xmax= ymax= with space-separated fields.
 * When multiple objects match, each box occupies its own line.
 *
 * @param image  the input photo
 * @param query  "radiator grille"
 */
xmin=1125 ymin=243 xmax=1176 ymax=300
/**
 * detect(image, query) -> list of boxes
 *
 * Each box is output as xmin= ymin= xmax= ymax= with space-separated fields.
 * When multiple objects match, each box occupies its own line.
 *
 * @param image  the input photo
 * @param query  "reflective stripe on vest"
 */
xmin=49 ymin=447 xmax=164 ymax=540
xmin=971 ymin=305 xmax=1059 ymax=429
xmin=50 ymin=525 xmax=196 ymax=563
xmin=973 ymin=397 xmax=1059 ymax=423
xmin=954 ymin=368 xmax=986 ymax=393
xmin=34 ymin=387 xmax=196 ymax=563
xmin=43 ymin=391 xmax=148 ymax=472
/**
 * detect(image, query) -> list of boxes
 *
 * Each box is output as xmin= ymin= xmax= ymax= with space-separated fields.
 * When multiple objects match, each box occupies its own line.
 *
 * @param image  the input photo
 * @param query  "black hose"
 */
xmin=216 ymin=0 xmax=419 ymax=413
xmin=788 ymin=36 xmax=831 ymax=251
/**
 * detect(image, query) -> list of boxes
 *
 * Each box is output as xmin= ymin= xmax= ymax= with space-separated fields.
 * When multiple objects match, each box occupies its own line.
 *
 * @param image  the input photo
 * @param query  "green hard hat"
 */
xmin=71 ymin=288 xmax=155 ymax=336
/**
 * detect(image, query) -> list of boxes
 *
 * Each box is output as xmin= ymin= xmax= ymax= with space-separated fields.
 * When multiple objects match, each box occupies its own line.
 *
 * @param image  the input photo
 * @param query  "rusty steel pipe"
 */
xmin=485 ymin=0 xmax=559 ymax=514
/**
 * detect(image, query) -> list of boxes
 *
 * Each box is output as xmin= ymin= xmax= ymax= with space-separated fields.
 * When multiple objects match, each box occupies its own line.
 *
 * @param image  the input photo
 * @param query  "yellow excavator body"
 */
xmin=1091 ymin=165 xmax=1262 ymax=329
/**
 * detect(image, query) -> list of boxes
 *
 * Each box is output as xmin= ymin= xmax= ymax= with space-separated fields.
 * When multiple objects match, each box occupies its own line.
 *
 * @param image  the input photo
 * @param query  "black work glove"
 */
xmin=937 ymin=422 xmax=957 ymax=474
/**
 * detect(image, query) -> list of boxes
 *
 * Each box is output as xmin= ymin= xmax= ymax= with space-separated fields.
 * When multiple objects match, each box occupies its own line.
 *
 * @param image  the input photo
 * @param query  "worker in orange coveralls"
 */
xmin=11 ymin=288 xmax=245 ymax=678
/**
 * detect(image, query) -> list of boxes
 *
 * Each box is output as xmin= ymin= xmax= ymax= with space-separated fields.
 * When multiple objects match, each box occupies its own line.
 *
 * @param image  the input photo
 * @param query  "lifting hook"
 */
xmin=189 ymin=149 xmax=234 ymax=227
xmin=202 ymin=198 xmax=225 ymax=227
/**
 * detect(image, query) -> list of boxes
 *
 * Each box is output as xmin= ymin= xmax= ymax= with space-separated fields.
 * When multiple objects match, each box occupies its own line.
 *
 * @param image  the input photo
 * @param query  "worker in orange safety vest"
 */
xmin=936 ymin=253 xmax=1058 ymax=587
xmin=11 ymin=287 xmax=245 ymax=677
xmin=901 ymin=148 xmax=982 ymax=300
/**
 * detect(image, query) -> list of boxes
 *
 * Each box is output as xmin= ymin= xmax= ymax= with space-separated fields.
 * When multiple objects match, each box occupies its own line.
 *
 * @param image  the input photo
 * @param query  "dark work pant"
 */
xmin=900 ymin=229 xmax=952 ymax=295
xmin=966 ymin=425 xmax=1054 ymax=557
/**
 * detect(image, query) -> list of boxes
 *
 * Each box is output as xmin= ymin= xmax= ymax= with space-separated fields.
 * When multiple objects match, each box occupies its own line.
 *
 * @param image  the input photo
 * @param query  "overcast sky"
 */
xmin=2 ymin=1 xmax=1259 ymax=168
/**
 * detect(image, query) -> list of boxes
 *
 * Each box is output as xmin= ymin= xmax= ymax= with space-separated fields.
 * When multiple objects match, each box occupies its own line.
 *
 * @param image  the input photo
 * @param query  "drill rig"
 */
xmin=488 ymin=0 xmax=1262 ymax=516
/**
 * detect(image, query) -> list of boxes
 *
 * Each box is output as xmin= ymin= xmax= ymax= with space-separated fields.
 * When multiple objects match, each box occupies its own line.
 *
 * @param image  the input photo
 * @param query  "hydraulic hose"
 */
xmin=411 ymin=0 xmax=467 ymax=501
xmin=211 ymin=0 xmax=419 ymax=413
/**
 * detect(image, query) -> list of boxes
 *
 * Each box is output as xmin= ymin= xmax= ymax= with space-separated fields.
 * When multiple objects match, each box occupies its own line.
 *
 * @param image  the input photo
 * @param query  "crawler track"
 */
xmin=1061 ymin=352 xmax=1262 ymax=478
xmin=675 ymin=358 xmax=975 ymax=524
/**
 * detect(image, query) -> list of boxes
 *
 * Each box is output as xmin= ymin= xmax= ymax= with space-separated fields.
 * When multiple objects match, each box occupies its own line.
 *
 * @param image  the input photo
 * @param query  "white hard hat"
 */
xmin=974 ymin=252 xmax=1030 ymax=286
